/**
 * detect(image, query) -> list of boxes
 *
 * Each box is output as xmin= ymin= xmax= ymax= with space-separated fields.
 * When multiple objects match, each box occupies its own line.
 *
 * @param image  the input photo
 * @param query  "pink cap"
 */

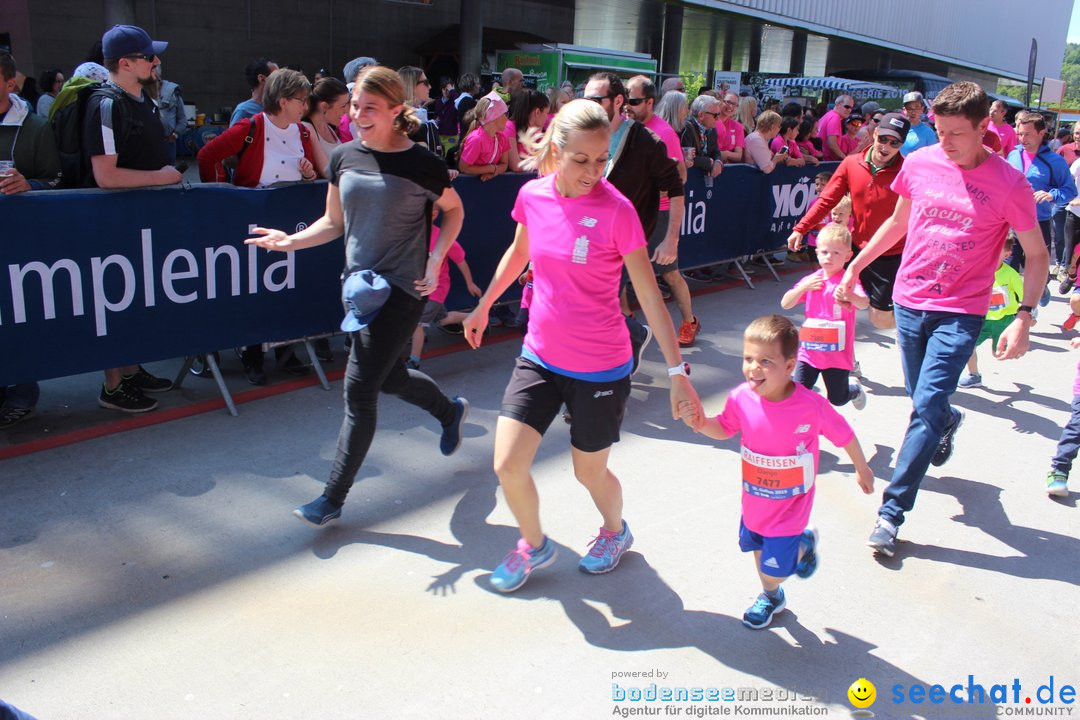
xmin=481 ymin=92 xmax=508 ymax=125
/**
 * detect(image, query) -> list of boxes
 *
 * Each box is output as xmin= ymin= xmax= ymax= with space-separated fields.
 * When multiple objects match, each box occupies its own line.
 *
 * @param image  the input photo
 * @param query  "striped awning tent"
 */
xmin=764 ymin=76 xmax=904 ymax=99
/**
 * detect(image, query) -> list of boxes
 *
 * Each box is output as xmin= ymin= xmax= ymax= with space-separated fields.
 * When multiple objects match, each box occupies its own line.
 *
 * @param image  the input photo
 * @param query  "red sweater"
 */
xmin=794 ymin=151 xmax=906 ymax=255
xmin=197 ymin=112 xmax=317 ymax=187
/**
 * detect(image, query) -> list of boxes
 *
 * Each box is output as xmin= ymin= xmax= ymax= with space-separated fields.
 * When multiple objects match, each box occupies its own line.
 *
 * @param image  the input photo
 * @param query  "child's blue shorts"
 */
xmin=739 ymin=518 xmax=803 ymax=578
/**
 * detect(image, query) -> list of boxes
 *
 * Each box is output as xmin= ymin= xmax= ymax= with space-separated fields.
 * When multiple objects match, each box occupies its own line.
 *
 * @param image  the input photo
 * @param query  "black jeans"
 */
xmin=324 ymin=285 xmax=455 ymax=504
xmin=1064 ymin=212 xmax=1080 ymax=276
xmin=794 ymin=361 xmax=853 ymax=406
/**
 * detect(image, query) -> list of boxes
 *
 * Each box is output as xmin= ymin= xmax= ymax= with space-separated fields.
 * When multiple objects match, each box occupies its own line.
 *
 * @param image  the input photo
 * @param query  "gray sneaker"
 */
xmin=867 ymin=518 xmax=898 ymax=557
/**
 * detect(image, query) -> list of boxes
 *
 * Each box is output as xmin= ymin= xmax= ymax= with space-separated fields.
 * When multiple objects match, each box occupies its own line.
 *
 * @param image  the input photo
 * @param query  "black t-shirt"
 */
xmin=328 ymin=141 xmax=450 ymax=297
xmin=82 ymin=81 xmax=169 ymax=182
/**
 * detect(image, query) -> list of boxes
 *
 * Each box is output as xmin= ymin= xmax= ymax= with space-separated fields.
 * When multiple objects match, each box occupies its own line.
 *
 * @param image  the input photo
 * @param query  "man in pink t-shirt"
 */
xmin=625 ymin=74 xmax=699 ymax=342
xmin=717 ymin=92 xmax=746 ymax=163
xmin=988 ymin=100 xmax=1018 ymax=157
xmin=838 ymin=82 xmax=1046 ymax=558
xmin=819 ymin=94 xmax=854 ymax=161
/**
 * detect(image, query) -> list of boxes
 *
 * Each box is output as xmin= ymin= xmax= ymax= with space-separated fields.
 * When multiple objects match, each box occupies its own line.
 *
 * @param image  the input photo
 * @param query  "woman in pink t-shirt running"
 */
xmin=463 ymin=100 xmax=702 ymax=593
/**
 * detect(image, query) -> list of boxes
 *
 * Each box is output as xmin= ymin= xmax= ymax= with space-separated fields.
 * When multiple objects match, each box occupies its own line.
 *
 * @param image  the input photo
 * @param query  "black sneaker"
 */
xmin=243 ymin=362 xmax=267 ymax=386
xmin=123 ymin=365 xmax=172 ymax=393
xmin=931 ymin=409 xmax=965 ymax=467
xmin=314 ymin=338 xmax=333 ymax=361
xmin=0 ymin=403 xmax=35 ymax=428
xmin=1060 ymin=275 xmax=1075 ymax=294
xmin=98 ymin=381 xmax=158 ymax=413
xmin=440 ymin=397 xmax=469 ymax=456
xmin=278 ymin=353 xmax=310 ymax=376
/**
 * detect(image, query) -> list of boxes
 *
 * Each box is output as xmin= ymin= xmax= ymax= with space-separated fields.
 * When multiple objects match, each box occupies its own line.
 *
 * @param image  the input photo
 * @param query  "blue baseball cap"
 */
xmin=102 ymin=25 xmax=168 ymax=60
xmin=341 ymin=269 xmax=391 ymax=332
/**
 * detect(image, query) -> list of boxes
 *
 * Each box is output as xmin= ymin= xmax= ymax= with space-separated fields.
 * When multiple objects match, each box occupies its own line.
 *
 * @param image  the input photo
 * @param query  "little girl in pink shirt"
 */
xmin=458 ymin=91 xmax=511 ymax=180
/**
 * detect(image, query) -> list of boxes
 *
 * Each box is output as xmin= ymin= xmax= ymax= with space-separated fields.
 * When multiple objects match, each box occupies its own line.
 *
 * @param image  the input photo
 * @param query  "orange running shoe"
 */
xmin=1064 ymin=313 xmax=1079 ymax=331
xmin=677 ymin=316 xmax=700 ymax=346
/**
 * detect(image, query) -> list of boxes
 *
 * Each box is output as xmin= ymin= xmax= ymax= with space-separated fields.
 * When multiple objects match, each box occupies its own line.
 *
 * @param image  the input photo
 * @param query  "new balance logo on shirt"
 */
xmin=578 ymin=216 xmax=598 ymax=228
xmin=794 ymin=424 xmax=811 ymax=434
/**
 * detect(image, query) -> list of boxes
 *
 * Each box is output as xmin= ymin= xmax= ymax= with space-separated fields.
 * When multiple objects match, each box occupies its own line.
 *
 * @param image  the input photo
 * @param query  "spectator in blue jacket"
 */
xmin=1007 ymin=110 xmax=1079 ymax=275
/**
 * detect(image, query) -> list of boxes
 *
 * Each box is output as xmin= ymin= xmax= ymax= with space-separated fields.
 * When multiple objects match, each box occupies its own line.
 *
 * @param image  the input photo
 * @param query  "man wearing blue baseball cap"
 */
xmin=85 ymin=24 xmax=180 ymax=413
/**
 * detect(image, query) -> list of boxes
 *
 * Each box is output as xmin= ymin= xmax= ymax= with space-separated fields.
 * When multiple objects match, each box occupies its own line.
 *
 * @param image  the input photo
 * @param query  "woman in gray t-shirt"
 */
xmin=246 ymin=66 xmax=470 ymax=528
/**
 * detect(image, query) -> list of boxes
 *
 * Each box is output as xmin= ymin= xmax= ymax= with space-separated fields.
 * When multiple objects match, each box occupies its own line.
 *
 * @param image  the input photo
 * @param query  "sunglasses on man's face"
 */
xmin=122 ymin=53 xmax=156 ymax=63
xmin=839 ymin=104 xmax=854 ymax=110
xmin=625 ymin=97 xmax=647 ymax=106
xmin=705 ymin=111 xmax=721 ymax=118
xmin=584 ymin=95 xmax=610 ymax=105
xmin=877 ymin=136 xmax=902 ymax=148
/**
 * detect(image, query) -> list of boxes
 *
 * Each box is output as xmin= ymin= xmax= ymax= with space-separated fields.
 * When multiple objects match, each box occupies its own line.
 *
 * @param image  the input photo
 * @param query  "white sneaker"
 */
xmin=851 ymin=360 xmax=862 ymax=379
xmin=849 ymin=380 xmax=867 ymax=410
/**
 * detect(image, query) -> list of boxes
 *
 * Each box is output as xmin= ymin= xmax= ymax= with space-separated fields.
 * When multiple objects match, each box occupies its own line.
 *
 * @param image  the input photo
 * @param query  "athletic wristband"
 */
xmin=667 ymin=362 xmax=691 ymax=377
xmin=1018 ymin=305 xmax=1035 ymax=315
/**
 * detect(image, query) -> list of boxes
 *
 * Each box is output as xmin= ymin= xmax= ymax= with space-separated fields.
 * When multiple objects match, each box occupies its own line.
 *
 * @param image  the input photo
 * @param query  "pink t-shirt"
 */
xmin=505 ymin=119 xmax=544 ymax=166
xmin=718 ymin=383 xmax=855 ymax=537
xmin=645 ymin=114 xmax=683 ymax=212
xmin=770 ymin=136 xmax=802 ymax=159
xmin=511 ymin=174 xmax=646 ymax=373
xmin=797 ymin=139 xmax=821 ymax=159
xmin=989 ymin=120 xmax=1018 ymax=158
xmin=1073 ymin=358 xmax=1080 ymax=398
xmin=792 ymin=269 xmax=866 ymax=371
xmin=459 ymin=127 xmax=510 ymax=167
xmin=891 ymin=145 xmax=1038 ymax=315
xmin=819 ymin=110 xmax=845 ymax=161
xmin=338 ymin=115 xmax=353 ymax=143
xmin=838 ymin=134 xmax=860 ymax=156
xmin=717 ymin=117 xmax=746 ymax=153
xmin=427 ymin=226 xmax=465 ymax=305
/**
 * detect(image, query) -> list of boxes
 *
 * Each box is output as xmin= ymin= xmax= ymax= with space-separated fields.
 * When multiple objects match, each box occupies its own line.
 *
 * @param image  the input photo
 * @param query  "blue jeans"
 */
xmin=881 ymin=305 xmax=983 ymax=527
xmin=1051 ymin=395 xmax=1080 ymax=475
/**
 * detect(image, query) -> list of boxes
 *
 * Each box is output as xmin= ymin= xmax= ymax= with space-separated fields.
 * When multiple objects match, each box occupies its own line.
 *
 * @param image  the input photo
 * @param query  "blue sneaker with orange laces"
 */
xmin=578 ymin=520 xmax=634 ymax=574
xmin=490 ymin=537 xmax=557 ymax=593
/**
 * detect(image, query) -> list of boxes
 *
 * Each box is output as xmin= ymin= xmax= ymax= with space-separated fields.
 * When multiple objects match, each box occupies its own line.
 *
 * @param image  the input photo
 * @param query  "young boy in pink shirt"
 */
xmin=781 ymin=224 xmax=869 ymax=409
xmin=680 ymin=315 xmax=874 ymax=629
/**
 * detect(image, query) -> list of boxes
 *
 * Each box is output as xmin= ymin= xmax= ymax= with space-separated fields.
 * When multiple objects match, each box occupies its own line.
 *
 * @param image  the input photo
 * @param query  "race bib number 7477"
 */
xmin=741 ymin=446 xmax=815 ymax=500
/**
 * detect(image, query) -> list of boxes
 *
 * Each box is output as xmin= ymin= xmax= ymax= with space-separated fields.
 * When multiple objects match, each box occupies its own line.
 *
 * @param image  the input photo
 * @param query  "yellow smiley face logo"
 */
xmin=848 ymin=678 xmax=876 ymax=709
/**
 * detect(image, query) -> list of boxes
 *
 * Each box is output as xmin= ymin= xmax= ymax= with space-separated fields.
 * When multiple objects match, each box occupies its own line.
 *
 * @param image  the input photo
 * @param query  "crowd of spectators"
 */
xmin=4 ymin=24 xmax=1079 ymax=430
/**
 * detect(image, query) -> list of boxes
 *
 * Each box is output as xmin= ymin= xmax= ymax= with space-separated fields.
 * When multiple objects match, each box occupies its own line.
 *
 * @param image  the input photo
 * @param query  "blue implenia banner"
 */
xmin=0 ymin=163 xmax=833 ymax=386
